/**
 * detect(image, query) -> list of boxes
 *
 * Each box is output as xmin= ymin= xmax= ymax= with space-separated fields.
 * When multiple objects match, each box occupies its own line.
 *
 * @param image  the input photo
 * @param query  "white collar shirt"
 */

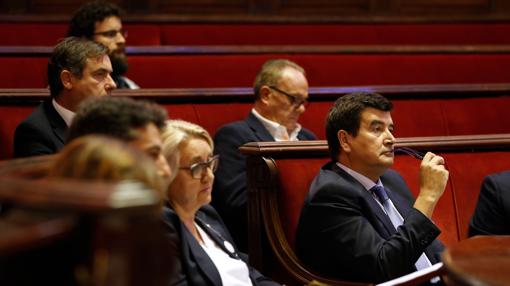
xmin=251 ymin=108 xmax=301 ymax=141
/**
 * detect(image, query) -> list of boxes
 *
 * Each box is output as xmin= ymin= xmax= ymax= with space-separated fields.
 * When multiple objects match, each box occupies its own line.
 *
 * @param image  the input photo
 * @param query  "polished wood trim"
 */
xmin=0 ymin=176 xmax=159 ymax=212
xmin=240 ymin=133 xmax=510 ymax=156
xmin=442 ymin=236 xmax=510 ymax=286
xmin=3 ymin=45 xmax=510 ymax=55
xmin=0 ymin=216 xmax=77 ymax=255
xmin=0 ymin=155 xmax=55 ymax=178
xmin=1 ymin=83 xmax=510 ymax=104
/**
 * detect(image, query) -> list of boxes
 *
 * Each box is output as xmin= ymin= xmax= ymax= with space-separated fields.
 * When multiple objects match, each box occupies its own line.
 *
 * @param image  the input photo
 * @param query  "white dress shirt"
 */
xmin=251 ymin=108 xmax=301 ymax=141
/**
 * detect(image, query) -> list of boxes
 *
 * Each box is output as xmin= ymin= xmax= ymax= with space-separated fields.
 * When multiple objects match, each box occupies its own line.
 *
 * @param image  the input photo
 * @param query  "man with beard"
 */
xmin=68 ymin=1 xmax=139 ymax=89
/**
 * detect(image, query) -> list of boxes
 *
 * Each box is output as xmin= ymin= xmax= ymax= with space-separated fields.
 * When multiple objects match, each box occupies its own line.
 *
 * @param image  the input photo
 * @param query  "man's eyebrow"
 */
xmin=369 ymin=120 xmax=385 ymax=126
xmin=93 ymin=67 xmax=112 ymax=74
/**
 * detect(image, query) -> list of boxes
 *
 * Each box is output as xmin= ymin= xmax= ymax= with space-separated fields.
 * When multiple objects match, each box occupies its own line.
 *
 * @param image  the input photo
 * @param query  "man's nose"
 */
xmin=384 ymin=129 xmax=396 ymax=144
xmin=116 ymin=32 xmax=126 ymax=45
xmin=106 ymin=74 xmax=117 ymax=90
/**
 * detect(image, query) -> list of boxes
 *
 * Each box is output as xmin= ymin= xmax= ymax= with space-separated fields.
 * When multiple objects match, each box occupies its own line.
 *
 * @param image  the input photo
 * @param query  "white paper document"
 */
xmin=376 ymin=262 xmax=443 ymax=286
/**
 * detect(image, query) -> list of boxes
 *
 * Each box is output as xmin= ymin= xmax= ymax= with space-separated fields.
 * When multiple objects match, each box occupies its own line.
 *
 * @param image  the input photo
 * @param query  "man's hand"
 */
xmin=414 ymin=152 xmax=449 ymax=218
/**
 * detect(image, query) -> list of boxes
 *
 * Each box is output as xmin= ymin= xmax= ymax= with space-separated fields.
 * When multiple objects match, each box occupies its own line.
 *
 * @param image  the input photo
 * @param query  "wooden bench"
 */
xmin=239 ymin=134 xmax=510 ymax=285
xmin=0 ymin=156 xmax=174 ymax=285
xmin=2 ymin=83 xmax=510 ymax=160
xmin=2 ymin=45 xmax=510 ymax=88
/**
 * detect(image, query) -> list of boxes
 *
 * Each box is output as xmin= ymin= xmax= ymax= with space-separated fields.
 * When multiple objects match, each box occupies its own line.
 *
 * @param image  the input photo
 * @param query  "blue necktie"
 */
xmin=370 ymin=185 xmax=433 ymax=271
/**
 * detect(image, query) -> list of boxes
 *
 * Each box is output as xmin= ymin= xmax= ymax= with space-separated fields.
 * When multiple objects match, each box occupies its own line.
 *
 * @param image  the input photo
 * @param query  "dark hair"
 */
xmin=326 ymin=92 xmax=393 ymax=161
xmin=67 ymin=97 xmax=167 ymax=143
xmin=48 ymin=37 xmax=108 ymax=98
xmin=253 ymin=59 xmax=305 ymax=99
xmin=67 ymin=1 xmax=122 ymax=39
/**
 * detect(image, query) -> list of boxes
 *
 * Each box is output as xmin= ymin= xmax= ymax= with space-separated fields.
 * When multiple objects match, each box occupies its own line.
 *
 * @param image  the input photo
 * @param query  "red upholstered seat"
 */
xmin=393 ymin=155 xmax=458 ymax=246
xmin=0 ymin=106 xmax=37 ymax=159
xmin=443 ymin=151 xmax=510 ymax=239
xmin=276 ymin=158 xmax=329 ymax=249
xmin=2 ymin=22 xmax=510 ymax=46
xmin=194 ymin=103 xmax=252 ymax=136
xmin=160 ymin=23 xmax=510 ymax=45
xmin=3 ymin=54 xmax=510 ymax=88
xmin=124 ymin=54 xmax=510 ymax=88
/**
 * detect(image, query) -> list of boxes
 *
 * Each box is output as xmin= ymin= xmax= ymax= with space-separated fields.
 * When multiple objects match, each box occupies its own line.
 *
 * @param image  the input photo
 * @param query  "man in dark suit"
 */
xmin=213 ymin=59 xmax=317 ymax=251
xmin=296 ymin=92 xmax=448 ymax=284
xmin=14 ymin=37 xmax=116 ymax=158
xmin=68 ymin=1 xmax=139 ymax=89
xmin=469 ymin=171 xmax=510 ymax=236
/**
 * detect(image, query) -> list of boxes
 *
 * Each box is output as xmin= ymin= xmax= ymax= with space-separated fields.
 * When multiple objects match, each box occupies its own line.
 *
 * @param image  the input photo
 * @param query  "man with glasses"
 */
xmin=68 ymin=1 xmax=138 ymax=89
xmin=212 ymin=59 xmax=317 ymax=251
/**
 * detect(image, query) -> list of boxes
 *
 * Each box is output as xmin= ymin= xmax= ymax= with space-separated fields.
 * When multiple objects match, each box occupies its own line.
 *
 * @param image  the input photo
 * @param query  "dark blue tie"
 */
xmin=371 ymin=185 xmax=389 ymax=204
xmin=370 ymin=184 xmax=433 ymax=272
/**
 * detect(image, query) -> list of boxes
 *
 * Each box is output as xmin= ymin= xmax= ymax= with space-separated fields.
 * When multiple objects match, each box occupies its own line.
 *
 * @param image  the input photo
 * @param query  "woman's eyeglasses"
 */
xmin=179 ymin=155 xmax=220 ymax=179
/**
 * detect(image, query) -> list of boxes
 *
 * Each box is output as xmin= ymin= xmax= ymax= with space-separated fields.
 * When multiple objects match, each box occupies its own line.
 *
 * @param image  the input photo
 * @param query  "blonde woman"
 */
xmin=161 ymin=120 xmax=278 ymax=286
xmin=50 ymin=135 xmax=164 ymax=196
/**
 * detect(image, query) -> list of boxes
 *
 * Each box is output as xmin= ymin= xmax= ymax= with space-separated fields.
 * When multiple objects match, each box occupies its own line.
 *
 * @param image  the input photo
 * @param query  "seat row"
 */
xmin=2 ymin=46 xmax=510 ymax=88
xmin=1 ymin=133 xmax=508 ymax=285
xmin=2 ymin=83 xmax=510 ymax=160
xmin=2 ymin=22 xmax=510 ymax=46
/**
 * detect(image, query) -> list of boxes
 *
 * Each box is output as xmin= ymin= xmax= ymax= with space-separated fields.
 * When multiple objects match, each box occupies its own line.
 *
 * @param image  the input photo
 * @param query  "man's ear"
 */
xmin=258 ymin=86 xmax=272 ymax=105
xmin=60 ymin=70 xmax=74 ymax=90
xmin=338 ymin=130 xmax=351 ymax=153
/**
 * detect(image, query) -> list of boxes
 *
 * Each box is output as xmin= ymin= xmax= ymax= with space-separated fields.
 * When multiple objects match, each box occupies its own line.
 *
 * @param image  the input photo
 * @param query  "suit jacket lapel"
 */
xmin=330 ymin=164 xmax=397 ymax=236
xmin=181 ymin=222 xmax=223 ymax=286
xmin=245 ymin=112 xmax=275 ymax=142
xmin=44 ymin=100 xmax=67 ymax=145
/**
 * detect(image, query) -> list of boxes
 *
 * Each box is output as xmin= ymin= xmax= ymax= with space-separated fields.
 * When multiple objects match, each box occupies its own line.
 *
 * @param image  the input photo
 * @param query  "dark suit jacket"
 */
xmin=161 ymin=204 xmax=278 ymax=286
xmin=469 ymin=171 xmax=510 ymax=236
xmin=296 ymin=161 xmax=444 ymax=284
xmin=13 ymin=100 xmax=67 ymax=158
xmin=212 ymin=112 xmax=316 ymax=250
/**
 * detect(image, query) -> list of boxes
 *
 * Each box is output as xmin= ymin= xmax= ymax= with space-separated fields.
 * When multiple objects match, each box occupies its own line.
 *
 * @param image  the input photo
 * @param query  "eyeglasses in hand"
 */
xmin=268 ymin=86 xmax=309 ymax=109
xmin=179 ymin=155 xmax=220 ymax=179
xmin=394 ymin=147 xmax=425 ymax=160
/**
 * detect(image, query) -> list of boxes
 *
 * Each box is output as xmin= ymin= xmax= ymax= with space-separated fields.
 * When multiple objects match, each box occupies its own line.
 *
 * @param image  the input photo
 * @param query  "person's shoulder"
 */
xmin=482 ymin=170 xmax=510 ymax=191
xmin=215 ymin=119 xmax=250 ymax=135
xmin=15 ymin=103 xmax=52 ymax=136
xmin=197 ymin=204 xmax=222 ymax=220
xmin=17 ymin=102 xmax=48 ymax=127
xmin=299 ymin=127 xmax=317 ymax=140
xmin=214 ymin=118 xmax=254 ymax=144
xmin=161 ymin=205 xmax=180 ymax=228
xmin=486 ymin=170 xmax=510 ymax=183
xmin=383 ymin=168 xmax=407 ymax=183
xmin=309 ymin=162 xmax=360 ymax=200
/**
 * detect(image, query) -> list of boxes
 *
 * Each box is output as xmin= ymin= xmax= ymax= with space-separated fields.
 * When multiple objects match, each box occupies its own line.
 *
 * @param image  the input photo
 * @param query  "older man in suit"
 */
xmin=296 ymin=92 xmax=448 ymax=284
xmin=13 ymin=37 xmax=116 ymax=158
xmin=213 ymin=59 xmax=317 ymax=251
